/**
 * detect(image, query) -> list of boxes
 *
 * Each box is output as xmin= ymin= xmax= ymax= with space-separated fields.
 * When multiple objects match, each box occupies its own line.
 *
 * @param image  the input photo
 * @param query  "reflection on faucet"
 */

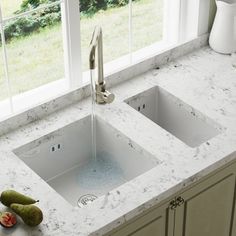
xmin=89 ymin=26 xmax=115 ymax=104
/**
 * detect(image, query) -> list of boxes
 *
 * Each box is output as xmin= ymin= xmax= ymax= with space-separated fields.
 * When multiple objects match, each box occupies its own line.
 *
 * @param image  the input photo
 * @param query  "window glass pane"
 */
xmin=4 ymin=6 xmax=65 ymax=97
xmin=0 ymin=0 xmax=22 ymax=18
xmin=0 ymin=37 xmax=12 ymax=118
xmin=80 ymin=3 xmax=129 ymax=72
xmin=0 ymin=43 xmax=9 ymax=101
xmin=0 ymin=0 xmax=61 ymax=19
xmin=132 ymin=0 xmax=163 ymax=51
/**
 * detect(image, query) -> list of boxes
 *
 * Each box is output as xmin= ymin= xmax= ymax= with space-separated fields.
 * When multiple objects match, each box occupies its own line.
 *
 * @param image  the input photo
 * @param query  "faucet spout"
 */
xmin=89 ymin=26 xmax=115 ymax=104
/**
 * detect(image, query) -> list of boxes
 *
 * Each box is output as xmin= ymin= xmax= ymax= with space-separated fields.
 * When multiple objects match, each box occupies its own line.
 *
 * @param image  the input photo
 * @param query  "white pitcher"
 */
xmin=209 ymin=0 xmax=236 ymax=54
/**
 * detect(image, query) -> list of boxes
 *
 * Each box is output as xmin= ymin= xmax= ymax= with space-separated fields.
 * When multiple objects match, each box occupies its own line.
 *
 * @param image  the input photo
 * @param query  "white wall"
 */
xmin=209 ymin=0 xmax=217 ymax=31
xmin=198 ymin=0 xmax=216 ymax=35
xmin=180 ymin=0 xmax=216 ymax=42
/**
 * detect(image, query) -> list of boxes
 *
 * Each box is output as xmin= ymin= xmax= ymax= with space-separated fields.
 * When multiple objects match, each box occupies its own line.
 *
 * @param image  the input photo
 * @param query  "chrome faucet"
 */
xmin=89 ymin=26 xmax=115 ymax=104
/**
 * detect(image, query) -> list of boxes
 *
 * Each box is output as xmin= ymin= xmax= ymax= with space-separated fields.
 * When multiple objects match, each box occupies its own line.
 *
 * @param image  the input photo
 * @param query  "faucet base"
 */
xmin=95 ymin=82 xmax=115 ymax=104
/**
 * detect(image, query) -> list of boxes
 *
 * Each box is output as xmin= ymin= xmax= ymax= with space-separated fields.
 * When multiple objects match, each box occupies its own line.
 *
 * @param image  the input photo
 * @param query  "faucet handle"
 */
xmin=102 ymin=90 xmax=115 ymax=104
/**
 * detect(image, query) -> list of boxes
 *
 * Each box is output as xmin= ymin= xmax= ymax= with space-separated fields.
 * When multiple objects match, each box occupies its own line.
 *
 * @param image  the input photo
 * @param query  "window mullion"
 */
xmin=0 ymin=4 xmax=13 ymax=112
xmin=129 ymin=0 xmax=133 ymax=64
xmin=61 ymin=0 xmax=82 ymax=88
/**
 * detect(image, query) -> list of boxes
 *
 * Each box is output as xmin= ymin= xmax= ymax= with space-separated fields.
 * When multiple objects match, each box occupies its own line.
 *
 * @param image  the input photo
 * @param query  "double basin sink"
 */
xmin=14 ymin=86 xmax=221 ymax=207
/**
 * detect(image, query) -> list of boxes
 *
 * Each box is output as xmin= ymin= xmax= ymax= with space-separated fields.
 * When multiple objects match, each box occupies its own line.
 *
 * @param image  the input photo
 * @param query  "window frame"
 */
xmin=61 ymin=0 xmax=82 ymax=88
xmin=0 ymin=0 xmax=69 ymax=113
xmin=0 ymin=0 xmax=211 ymax=117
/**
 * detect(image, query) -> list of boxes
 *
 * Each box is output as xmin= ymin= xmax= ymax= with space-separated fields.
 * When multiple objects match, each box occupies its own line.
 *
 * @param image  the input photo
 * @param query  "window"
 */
xmin=0 ymin=0 xmax=209 ymax=118
xmin=0 ymin=0 xmax=66 ymax=115
xmin=80 ymin=0 xmax=165 ymax=77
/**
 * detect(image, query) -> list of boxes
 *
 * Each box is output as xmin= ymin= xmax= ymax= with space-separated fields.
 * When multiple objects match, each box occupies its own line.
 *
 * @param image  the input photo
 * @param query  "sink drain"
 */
xmin=77 ymin=194 xmax=98 ymax=208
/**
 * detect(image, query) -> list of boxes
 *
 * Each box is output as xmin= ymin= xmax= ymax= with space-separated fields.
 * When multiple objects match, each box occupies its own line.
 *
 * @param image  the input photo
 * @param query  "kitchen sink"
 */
xmin=125 ymin=86 xmax=221 ymax=148
xmin=14 ymin=116 xmax=157 ymax=207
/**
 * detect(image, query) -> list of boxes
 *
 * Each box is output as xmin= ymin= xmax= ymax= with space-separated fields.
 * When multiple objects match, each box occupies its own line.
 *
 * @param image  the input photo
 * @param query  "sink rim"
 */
xmin=124 ymin=85 xmax=224 ymax=148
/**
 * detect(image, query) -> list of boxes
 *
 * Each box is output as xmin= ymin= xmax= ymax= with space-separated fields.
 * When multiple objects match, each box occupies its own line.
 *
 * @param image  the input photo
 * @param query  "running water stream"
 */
xmin=75 ymin=66 xmax=124 ymax=208
xmin=90 ymin=69 xmax=97 ymax=163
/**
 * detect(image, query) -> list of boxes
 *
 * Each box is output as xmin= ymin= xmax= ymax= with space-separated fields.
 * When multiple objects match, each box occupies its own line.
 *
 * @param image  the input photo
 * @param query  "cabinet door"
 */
xmin=107 ymin=203 xmax=174 ymax=236
xmin=175 ymin=163 xmax=236 ymax=236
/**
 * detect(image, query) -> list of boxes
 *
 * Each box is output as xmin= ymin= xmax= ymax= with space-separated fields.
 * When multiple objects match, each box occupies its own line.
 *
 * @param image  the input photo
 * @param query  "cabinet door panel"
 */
xmin=109 ymin=204 xmax=172 ymax=236
xmin=176 ymin=173 xmax=236 ymax=236
xmin=129 ymin=215 xmax=165 ymax=236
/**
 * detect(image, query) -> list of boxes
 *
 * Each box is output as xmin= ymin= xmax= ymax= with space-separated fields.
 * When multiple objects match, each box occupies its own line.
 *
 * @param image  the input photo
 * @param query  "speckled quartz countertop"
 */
xmin=0 ymin=45 xmax=236 ymax=236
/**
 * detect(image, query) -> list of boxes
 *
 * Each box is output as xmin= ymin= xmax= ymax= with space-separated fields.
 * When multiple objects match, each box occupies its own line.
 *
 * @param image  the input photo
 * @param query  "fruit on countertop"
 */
xmin=0 ymin=190 xmax=39 ymax=207
xmin=0 ymin=212 xmax=17 ymax=228
xmin=0 ymin=190 xmax=43 ymax=227
xmin=10 ymin=204 xmax=43 ymax=227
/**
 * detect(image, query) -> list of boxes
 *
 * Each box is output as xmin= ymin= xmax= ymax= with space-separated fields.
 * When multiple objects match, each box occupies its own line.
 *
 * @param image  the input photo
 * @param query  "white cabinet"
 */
xmin=174 ymin=162 xmax=236 ymax=236
xmin=107 ymin=161 xmax=236 ymax=236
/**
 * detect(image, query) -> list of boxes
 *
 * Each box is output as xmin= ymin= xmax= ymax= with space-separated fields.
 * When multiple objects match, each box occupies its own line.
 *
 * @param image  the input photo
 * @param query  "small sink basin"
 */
xmin=125 ymin=86 xmax=221 ymax=148
xmin=14 ymin=116 xmax=157 ymax=207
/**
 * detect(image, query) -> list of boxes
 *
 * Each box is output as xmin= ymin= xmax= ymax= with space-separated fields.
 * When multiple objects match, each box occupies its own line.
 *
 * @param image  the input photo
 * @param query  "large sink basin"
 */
xmin=14 ymin=116 xmax=157 ymax=207
xmin=125 ymin=86 xmax=221 ymax=148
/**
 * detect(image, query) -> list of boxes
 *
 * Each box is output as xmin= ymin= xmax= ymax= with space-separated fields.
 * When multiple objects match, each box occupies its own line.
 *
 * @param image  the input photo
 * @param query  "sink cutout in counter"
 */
xmin=14 ymin=116 xmax=158 ymax=207
xmin=125 ymin=86 xmax=221 ymax=148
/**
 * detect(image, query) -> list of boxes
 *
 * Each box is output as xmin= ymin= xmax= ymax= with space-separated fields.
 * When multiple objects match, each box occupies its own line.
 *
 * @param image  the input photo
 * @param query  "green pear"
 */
xmin=0 ymin=190 xmax=38 ymax=207
xmin=10 ymin=203 xmax=43 ymax=227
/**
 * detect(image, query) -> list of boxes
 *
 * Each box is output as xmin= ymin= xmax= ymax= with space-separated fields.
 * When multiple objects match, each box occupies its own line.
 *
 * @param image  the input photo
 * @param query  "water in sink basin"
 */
xmin=47 ymin=151 xmax=126 ymax=207
xmin=14 ymin=116 xmax=157 ymax=207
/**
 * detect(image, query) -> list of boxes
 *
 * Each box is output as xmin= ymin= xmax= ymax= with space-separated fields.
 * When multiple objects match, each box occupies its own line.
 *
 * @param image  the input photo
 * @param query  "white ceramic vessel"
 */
xmin=209 ymin=0 xmax=236 ymax=54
